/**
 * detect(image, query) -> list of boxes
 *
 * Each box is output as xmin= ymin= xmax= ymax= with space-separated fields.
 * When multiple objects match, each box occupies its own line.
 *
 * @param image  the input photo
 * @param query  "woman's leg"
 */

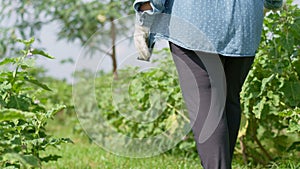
xmin=169 ymin=42 xmax=231 ymax=169
xmin=220 ymin=55 xmax=254 ymax=160
xmin=169 ymin=42 xmax=254 ymax=169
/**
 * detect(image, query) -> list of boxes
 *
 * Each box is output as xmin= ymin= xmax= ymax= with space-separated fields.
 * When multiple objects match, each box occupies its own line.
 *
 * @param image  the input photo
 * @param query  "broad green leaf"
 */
xmin=2 ymin=153 xmax=40 ymax=168
xmin=31 ymin=49 xmax=55 ymax=59
xmin=7 ymin=95 xmax=31 ymax=111
xmin=259 ymin=74 xmax=275 ymax=96
xmin=253 ymin=97 xmax=267 ymax=119
xmin=0 ymin=81 xmax=12 ymax=91
xmin=24 ymin=75 xmax=52 ymax=91
xmin=0 ymin=57 xmax=16 ymax=66
xmin=22 ymin=154 xmax=41 ymax=167
xmin=282 ymin=81 xmax=300 ymax=107
xmin=0 ymin=108 xmax=35 ymax=122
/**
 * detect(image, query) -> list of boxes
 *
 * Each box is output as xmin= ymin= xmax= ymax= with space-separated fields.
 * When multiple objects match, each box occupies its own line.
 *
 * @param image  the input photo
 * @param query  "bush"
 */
xmin=73 ymin=48 xmax=198 ymax=157
xmin=0 ymin=38 xmax=72 ymax=168
xmin=239 ymin=0 xmax=300 ymax=165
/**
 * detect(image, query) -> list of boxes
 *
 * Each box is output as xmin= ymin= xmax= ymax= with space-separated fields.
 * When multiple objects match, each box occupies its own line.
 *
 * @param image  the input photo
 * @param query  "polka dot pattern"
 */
xmin=135 ymin=0 xmax=266 ymax=57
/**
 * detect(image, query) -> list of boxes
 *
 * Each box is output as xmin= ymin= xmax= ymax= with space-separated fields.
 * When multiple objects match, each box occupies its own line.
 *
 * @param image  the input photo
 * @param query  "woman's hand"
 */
xmin=139 ymin=2 xmax=152 ymax=11
xmin=133 ymin=1 xmax=155 ymax=61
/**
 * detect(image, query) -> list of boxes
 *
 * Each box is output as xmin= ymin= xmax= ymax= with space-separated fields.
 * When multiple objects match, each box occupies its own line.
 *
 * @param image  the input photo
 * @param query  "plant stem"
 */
xmin=253 ymin=133 xmax=273 ymax=161
xmin=239 ymin=137 xmax=248 ymax=165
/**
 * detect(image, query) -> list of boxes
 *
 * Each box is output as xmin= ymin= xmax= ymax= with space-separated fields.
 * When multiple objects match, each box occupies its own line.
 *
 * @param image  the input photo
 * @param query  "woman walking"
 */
xmin=133 ymin=0 xmax=283 ymax=168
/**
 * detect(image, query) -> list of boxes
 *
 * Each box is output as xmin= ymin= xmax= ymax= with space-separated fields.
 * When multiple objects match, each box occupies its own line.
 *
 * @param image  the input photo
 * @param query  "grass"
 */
xmin=41 ymin=114 xmax=203 ymax=169
xmin=41 ymin=113 xmax=299 ymax=169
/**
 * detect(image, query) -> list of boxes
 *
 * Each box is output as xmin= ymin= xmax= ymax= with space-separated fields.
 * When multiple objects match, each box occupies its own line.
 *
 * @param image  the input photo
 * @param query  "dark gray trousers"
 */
xmin=169 ymin=42 xmax=254 ymax=169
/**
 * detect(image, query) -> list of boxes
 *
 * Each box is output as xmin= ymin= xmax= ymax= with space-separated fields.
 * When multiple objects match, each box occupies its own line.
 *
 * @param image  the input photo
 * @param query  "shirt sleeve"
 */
xmin=133 ymin=0 xmax=167 ymax=27
xmin=264 ymin=0 xmax=283 ymax=9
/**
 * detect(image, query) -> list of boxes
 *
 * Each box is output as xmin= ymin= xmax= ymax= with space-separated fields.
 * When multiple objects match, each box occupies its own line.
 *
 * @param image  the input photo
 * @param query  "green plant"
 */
xmin=0 ymin=38 xmax=72 ymax=168
xmin=0 ymin=0 xmax=135 ymax=77
xmin=238 ymin=0 xmax=300 ymax=165
xmin=73 ymin=48 xmax=197 ymax=157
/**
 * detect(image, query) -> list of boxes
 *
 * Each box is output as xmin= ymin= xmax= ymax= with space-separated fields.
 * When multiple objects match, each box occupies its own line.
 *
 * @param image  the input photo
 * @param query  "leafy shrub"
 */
xmin=34 ymin=76 xmax=74 ymax=117
xmin=239 ymin=0 xmax=300 ymax=165
xmin=73 ymin=48 xmax=198 ymax=157
xmin=0 ymin=38 xmax=72 ymax=168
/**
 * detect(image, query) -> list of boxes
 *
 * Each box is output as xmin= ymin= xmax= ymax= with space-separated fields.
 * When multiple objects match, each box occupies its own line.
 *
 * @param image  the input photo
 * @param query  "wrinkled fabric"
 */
xmin=133 ymin=0 xmax=281 ymax=57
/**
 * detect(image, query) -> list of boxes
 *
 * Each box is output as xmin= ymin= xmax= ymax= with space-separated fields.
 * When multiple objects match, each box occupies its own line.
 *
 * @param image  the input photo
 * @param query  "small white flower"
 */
xmin=26 ymin=48 xmax=34 ymax=57
xmin=27 ymin=52 xmax=33 ymax=57
xmin=266 ymin=32 xmax=274 ymax=40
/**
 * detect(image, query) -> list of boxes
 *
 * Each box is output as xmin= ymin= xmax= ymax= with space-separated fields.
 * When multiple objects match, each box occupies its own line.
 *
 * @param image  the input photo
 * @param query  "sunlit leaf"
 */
xmin=0 ymin=108 xmax=35 ymax=122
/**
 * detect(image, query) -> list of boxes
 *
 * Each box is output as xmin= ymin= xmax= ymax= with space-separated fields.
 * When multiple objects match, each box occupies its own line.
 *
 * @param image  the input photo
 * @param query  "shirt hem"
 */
xmin=160 ymin=37 xmax=256 ymax=57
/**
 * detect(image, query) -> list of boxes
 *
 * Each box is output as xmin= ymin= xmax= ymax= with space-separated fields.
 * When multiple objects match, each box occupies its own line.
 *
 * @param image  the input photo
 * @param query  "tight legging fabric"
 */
xmin=169 ymin=42 xmax=254 ymax=169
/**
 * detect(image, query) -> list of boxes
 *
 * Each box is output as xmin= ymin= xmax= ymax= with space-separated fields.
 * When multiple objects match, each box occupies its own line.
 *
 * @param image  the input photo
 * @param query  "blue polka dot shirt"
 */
xmin=133 ymin=0 xmax=281 ymax=57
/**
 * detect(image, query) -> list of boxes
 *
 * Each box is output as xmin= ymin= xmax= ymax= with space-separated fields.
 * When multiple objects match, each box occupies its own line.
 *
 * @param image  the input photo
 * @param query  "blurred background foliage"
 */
xmin=0 ymin=0 xmax=135 ymax=77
